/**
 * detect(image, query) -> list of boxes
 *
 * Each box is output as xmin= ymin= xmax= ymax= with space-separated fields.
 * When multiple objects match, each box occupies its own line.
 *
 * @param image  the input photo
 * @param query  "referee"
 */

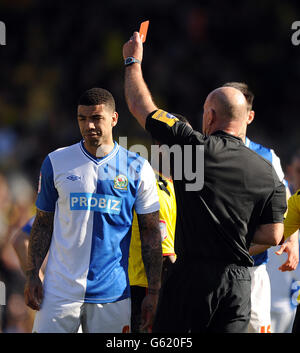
xmin=122 ymin=32 xmax=287 ymax=332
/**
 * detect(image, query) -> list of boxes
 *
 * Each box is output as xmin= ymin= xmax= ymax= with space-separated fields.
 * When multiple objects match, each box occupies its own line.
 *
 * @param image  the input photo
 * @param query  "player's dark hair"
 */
xmin=222 ymin=82 xmax=254 ymax=110
xmin=78 ymin=88 xmax=116 ymax=111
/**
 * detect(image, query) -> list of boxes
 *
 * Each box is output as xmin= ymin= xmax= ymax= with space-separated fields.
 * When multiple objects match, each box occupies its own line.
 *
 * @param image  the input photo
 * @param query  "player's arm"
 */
xmin=134 ymin=160 xmax=162 ymax=332
xmin=24 ymin=155 xmax=57 ymax=310
xmin=137 ymin=211 xmax=162 ymax=332
xmin=123 ymin=31 xmax=157 ymax=129
xmin=24 ymin=209 xmax=54 ymax=310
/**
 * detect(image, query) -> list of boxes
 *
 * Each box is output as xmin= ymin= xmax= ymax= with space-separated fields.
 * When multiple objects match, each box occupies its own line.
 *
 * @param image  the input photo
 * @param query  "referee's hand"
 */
xmin=123 ymin=31 xmax=143 ymax=62
xmin=24 ymin=274 xmax=43 ymax=311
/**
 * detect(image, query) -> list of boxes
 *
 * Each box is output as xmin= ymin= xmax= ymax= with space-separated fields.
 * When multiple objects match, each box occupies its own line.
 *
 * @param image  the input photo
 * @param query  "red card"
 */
xmin=139 ymin=20 xmax=149 ymax=43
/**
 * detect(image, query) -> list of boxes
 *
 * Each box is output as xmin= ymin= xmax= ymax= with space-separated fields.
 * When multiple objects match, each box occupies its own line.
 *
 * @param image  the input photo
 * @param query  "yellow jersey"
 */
xmin=284 ymin=189 xmax=300 ymax=240
xmin=128 ymin=175 xmax=177 ymax=287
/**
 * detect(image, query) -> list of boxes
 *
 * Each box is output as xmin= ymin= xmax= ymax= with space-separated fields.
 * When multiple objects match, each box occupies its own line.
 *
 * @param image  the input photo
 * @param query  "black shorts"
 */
xmin=152 ymin=260 xmax=251 ymax=333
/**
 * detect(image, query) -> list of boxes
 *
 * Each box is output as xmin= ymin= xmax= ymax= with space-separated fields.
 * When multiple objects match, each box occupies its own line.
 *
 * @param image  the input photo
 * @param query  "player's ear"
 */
xmin=111 ymin=112 xmax=118 ymax=127
xmin=246 ymin=110 xmax=255 ymax=125
xmin=209 ymin=108 xmax=216 ymax=126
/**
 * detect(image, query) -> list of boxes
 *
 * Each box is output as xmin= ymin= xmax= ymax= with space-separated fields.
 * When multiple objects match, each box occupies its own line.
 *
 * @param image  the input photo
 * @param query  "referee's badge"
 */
xmin=152 ymin=109 xmax=179 ymax=127
xmin=113 ymin=175 xmax=128 ymax=190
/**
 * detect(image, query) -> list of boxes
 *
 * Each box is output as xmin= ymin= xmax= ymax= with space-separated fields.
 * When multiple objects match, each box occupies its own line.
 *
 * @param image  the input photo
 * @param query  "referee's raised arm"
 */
xmin=123 ymin=31 xmax=157 ymax=129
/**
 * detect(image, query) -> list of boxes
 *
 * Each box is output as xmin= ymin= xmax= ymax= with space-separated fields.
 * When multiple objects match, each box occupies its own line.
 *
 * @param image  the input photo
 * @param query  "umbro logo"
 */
xmin=67 ymin=175 xmax=81 ymax=181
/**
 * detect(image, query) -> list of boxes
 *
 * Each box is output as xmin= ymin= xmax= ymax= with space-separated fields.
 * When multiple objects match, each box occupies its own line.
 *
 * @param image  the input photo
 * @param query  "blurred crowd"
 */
xmin=0 ymin=0 xmax=300 ymax=332
xmin=0 ymin=172 xmax=35 ymax=332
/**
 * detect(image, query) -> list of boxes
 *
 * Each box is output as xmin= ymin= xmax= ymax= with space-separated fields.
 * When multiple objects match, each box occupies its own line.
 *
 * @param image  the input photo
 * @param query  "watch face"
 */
xmin=125 ymin=57 xmax=139 ymax=66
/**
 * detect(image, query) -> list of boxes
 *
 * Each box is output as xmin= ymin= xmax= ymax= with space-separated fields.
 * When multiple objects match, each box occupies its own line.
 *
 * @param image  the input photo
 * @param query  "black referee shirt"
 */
xmin=146 ymin=109 xmax=287 ymax=267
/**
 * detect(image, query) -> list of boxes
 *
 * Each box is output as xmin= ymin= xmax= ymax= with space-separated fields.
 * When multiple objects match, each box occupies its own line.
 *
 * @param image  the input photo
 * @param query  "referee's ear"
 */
xmin=246 ymin=110 xmax=255 ymax=125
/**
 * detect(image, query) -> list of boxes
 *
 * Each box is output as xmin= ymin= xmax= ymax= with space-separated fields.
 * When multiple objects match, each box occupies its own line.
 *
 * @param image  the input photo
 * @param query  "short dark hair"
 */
xmin=222 ymin=82 xmax=254 ymax=110
xmin=78 ymin=88 xmax=116 ymax=111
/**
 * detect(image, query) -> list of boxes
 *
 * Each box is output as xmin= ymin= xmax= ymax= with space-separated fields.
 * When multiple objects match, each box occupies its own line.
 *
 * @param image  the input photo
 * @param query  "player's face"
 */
xmin=77 ymin=104 xmax=118 ymax=146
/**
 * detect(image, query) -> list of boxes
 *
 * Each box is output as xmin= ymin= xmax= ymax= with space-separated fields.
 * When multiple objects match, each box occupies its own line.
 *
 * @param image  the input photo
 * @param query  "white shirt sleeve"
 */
xmin=134 ymin=160 xmax=160 ymax=214
xmin=271 ymin=149 xmax=285 ymax=182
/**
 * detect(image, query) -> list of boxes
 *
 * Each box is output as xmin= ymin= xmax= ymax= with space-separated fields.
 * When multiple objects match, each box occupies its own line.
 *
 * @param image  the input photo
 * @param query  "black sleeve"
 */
xmin=145 ymin=109 xmax=204 ymax=146
xmin=259 ymin=182 xmax=287 ymax=224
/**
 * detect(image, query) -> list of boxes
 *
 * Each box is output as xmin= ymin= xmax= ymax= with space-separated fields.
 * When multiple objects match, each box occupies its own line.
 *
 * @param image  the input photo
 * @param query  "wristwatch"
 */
xmin=124 ymin=57 xmax=141 ymax=66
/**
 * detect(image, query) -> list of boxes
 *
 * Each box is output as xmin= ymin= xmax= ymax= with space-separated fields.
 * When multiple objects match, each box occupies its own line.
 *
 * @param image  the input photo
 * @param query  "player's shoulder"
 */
xmin=48 ymin=142 xmax=80 ymax=160
xmin=245 ymin=138 xmax=275 ymax=166
xmin=246 ymin=137 xmax=273 ymax=155
xmin=118 ymin=144 xmax=148 ymax=166
xmin=243 ymin=143 xmax=273 ymax=166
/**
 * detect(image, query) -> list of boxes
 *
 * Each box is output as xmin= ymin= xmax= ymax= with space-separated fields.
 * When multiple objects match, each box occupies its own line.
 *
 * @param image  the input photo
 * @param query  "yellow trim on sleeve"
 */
xmin=151 ymin=110 xmax=179 ymax=127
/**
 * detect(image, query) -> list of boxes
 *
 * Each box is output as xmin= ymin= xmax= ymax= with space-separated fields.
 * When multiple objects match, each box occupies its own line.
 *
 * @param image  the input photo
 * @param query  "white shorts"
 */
xmin=248 ymin=264 xmax=272 ymax=333
xmin=32 ymin=292 xmax=131 ymax=333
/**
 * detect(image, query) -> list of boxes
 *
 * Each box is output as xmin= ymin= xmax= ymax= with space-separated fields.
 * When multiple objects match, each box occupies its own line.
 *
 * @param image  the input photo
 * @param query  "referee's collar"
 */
xmin=211 ymin=130 xmax=243 ymax=142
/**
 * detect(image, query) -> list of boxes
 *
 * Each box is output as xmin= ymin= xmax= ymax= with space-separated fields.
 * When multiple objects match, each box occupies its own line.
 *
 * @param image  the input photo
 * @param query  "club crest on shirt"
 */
xmin=113 ymin=175 xmax=128 ymax=190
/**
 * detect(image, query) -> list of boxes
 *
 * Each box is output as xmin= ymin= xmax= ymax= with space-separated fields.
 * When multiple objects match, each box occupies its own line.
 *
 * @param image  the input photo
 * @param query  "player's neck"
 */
xmin=83 ymin=140 xmax=115 ymax=158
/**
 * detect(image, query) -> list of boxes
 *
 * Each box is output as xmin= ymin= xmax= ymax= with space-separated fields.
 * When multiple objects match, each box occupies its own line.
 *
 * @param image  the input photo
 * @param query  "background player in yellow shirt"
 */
xmin=282 ymin=189 xmax=300 ymax=333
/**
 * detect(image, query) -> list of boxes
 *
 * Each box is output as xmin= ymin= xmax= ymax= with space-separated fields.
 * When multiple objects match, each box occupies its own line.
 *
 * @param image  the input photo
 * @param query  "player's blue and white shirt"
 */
xmin=245 ymin=137 xmax=285 ymax=266
xmin=36 ymin=140 xmax=160 ymax=304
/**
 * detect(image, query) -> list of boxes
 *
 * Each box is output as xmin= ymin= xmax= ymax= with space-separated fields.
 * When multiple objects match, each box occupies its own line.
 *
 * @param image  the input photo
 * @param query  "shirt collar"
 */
xmin=210 ymin=130 xmax=243 ymax=142
xmin=80 ymin=140 xmax=119 ymax=165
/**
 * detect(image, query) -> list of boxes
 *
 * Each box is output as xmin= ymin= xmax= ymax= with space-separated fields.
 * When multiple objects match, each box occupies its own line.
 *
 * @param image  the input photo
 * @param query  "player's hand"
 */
xmin=24 ymin=273 xmax=43 ymax=310
xmin=275 ymin=237 xmax=299 ymax=272
xmin=140 ymin=293 xmax=159 ymax=333
xmin=123 ymin=31 xmax=143 ymax=62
